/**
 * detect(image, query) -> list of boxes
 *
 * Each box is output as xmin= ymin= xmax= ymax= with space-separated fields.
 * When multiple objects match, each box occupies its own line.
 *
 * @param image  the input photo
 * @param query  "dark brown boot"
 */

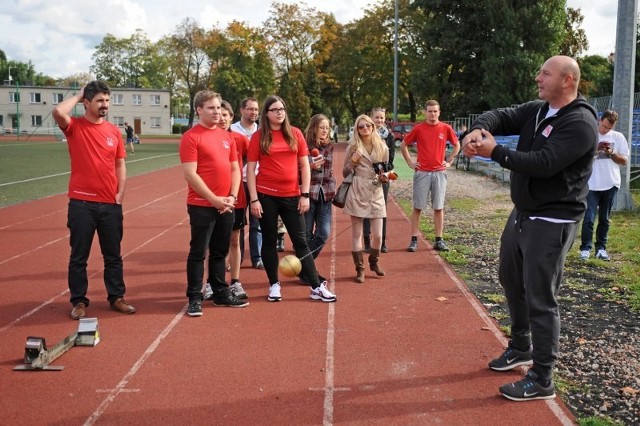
xmin=368 ymin=249 xmax=385 ymax=276
xmin=352 ymin=251 xmax=365 ymax=283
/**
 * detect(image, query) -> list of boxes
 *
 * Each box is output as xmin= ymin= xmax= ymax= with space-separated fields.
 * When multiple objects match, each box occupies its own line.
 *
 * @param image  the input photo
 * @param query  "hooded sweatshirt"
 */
xmin=470 ymin=95 xmax=598 ymax=221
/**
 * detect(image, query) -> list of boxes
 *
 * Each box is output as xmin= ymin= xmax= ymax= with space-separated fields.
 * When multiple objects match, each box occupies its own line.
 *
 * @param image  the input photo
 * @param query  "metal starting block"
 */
xmin=14 ymin=318 xmax=99 ymax=371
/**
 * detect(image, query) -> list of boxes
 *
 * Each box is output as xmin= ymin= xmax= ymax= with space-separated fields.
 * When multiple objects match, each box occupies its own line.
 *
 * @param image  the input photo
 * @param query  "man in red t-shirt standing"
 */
xmin=179 ymin=90 xmax=246 ymax=317
xmin=52 ymin=81 xmax=136 ymax=320
xmin=400 ymin=100 xmax=460 ymax=252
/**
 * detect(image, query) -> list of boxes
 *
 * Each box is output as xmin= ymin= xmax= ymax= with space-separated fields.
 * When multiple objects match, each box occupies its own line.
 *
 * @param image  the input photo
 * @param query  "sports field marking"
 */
xmin=322 ymin=212 xmax=339 ymax=426
xmin=0 ymin=207 xmax=67 ymax=231
xmin=84 ymin=308 xmax=186 ymax=426
xmin=400 ymin=198 xmax=575 ymax=426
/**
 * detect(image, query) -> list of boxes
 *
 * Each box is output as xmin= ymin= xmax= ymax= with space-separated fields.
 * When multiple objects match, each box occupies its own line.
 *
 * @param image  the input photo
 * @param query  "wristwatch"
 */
xmin=301 ymin=192 xmax=310 ymax=198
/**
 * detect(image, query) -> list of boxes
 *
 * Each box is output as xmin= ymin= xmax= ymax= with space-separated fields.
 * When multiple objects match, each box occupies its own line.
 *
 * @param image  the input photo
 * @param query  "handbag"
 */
xmin=332 ymin=172 xmax=354 ymax=208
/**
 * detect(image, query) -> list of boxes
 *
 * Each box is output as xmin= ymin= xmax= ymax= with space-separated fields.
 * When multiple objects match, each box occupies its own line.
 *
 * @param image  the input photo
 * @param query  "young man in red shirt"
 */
xmin=179 ymin=90 xmax=246 ymax=317
xmin=52 ymin=81 xmax=136 ymax=319
xmin=400 ymin=100 xmax=460 ymax=252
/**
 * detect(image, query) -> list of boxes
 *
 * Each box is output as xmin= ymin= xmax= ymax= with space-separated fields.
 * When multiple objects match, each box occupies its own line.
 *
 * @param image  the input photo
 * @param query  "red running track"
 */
xmin=0 ymin=144 xmax=574 ymax=425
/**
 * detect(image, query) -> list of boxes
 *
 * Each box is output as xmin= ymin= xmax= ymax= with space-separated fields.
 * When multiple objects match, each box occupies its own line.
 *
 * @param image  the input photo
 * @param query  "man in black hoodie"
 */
xmin=462 ymin=55 xmax=598 ymax=402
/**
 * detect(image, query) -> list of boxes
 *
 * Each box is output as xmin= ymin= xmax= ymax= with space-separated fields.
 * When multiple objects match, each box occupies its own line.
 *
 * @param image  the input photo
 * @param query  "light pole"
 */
xmin=393 ymin=0 xmax=399 ymax=123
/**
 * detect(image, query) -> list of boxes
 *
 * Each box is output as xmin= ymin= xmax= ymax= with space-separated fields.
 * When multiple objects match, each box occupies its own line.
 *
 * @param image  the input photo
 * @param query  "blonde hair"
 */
xmin=349 ymin=115 xmax=386 ymax=161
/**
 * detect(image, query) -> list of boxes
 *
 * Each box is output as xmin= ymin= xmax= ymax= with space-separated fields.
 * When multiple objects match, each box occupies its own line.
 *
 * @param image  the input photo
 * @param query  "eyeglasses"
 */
xmin=357 ymin=123 xmax=373 ymax=129
xmin=268 ymin=107 xmax=286 ymax=113
xmin=318 ymin=126 xmax=331 ymax=130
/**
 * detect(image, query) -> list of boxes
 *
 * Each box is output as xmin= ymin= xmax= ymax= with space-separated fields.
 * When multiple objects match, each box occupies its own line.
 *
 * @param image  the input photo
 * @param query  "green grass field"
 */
xmin=0 ymin=141 xmax=179 ymax=207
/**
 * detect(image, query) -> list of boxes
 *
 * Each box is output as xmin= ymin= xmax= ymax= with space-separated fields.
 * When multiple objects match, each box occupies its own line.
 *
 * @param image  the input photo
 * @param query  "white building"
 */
xmin=0 ymin=82 xmax=171 ymax=136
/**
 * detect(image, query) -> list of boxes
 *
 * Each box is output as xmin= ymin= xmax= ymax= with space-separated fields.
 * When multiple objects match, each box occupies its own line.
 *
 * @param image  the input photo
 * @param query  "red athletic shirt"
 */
xmin=179 ymin=124 xmax=238 ymax=207
xmin=230 ymin=131 xmax=249 ymax=208
xmin=63 ymin=117 xmax=125 ymax=203
xmin=404 ymin=122 xmax=458 ymax=172
xmin=247 ymin=127 xmax=308 ymax=197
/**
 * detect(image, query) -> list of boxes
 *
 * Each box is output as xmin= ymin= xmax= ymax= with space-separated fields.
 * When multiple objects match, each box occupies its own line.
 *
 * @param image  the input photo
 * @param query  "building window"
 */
xmin=52 ymin=93 xmax=64 ymax=104
xmin=0 ymin=115 xmax=4 ymax=127
xmin=150 ymin=117 xmax=161 ymax=128
xmin=150 ymin=95 xmax=160 ymax=105
xmin=30 ymin=92 xmax=42 ymax=103
xmin=112 ymin=94 xmax=124 ymax=105
xmin=9 ymin=92 xmax=20 ymax=103
xmin=113 ymin=116 xmax=125 ymax=127
xmin=132 ymin=94 xmax=142 ymax=105
xmin=31 ymin=115 xmax=43 ymax=126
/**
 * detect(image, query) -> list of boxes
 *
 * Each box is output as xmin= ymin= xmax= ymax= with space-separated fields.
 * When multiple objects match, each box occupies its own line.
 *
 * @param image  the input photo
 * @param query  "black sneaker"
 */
xmin=212 ymin=289 xmax=249 ymax=308
xmin=489 ymin=343 xmax=533 ymax=371
xmin=433 ymin=240 xmax=449 ymax=251
xmin=407 ymin=239 xmax=418 ymax=252
xmin=499 ymin=370 xmax=555 ymax=401
xmin=187 ymin=300 xmax=203 ymax=317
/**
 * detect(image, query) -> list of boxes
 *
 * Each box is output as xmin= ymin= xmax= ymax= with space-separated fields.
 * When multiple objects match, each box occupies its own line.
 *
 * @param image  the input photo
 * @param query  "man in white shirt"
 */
xmin=579 ymin=110 xmax=629 ymax=261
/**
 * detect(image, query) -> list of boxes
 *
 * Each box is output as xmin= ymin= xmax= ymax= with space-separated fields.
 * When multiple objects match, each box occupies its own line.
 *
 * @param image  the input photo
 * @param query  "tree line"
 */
xmin=0 ymin=1 xmax=629 ymax=129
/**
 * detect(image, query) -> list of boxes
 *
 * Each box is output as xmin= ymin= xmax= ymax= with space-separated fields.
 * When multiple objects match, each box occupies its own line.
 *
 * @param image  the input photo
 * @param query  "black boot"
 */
xmin=363 ymin=235 xmax=371 ymax=253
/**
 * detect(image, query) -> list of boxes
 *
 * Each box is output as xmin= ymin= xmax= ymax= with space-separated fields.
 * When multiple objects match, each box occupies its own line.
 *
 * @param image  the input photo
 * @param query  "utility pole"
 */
xmin=611 ymin=0 xmax=638 ymax=210
xmin=393 ymin=0 xmax=399 ymax=123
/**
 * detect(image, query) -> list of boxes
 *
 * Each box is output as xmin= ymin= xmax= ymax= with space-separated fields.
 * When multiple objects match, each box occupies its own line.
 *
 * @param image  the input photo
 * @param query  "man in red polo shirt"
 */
xmin=179 ymin=90 xmax=246 ymax=317
xmin=52 ymin=81 xmax=136 ymax=320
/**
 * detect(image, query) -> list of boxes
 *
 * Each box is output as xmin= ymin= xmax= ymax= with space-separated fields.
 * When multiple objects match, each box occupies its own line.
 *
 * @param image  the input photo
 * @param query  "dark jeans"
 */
xmin=304 ymin=193 xmax=332 ymax=259
xmin=580 ymin=187 xmax=618 ymax=252
xmin=257 ymin=193 xmax=320 ymax=288
xmin=186 ymin=205 xmax=233 ymax=301
xmin=363 ymin=181 xmax=389 ymax=241
xmin=67 ymin=199 xmax=126 ymax=306
xmin=242 ymin=182 xmax=262 ymax=264
xmin=499 ymin=208 xmax=577 ymax=382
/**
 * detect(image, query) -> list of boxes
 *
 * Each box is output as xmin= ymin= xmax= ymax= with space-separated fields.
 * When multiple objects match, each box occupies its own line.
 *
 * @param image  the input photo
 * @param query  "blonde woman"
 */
xmin=342 ymin=114 xmax=389 ymax=283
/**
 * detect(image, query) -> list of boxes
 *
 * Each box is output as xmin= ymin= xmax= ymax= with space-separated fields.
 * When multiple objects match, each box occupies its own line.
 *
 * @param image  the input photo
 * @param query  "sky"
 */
xmin=0 ymin=0 xmax=623 ymax=79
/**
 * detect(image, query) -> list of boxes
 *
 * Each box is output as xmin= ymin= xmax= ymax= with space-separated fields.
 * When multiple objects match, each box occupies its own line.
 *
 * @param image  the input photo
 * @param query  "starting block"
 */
xmin=14 ymin=318 xmax=99 ymax=371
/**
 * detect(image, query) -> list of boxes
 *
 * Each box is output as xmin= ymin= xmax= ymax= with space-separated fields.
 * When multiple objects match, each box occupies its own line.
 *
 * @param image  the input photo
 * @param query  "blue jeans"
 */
xmin=67 ymin=199 xmax=125 ymax=306
xmin=243 ymin=182 xmax=262 ymax=264
xmin=257 ymin=193 xmax=320 ymax=288
xmin=186 ymin=205 xmax=233 ymax=301
xmin=580 ymin=187 xmax=618 ymax=251
xmin=304 ymin=195 xmax=332 ymax=259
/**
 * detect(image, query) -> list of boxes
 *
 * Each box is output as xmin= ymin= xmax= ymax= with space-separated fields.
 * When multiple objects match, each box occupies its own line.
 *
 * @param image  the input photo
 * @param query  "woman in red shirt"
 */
xmin=246 ymin=96 xmax=336 ymax=303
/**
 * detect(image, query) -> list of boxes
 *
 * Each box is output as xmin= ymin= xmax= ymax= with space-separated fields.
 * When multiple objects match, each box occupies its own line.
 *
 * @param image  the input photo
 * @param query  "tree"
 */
xmin=579 ymin=55 xmax=613 ymax=98
xmin=559 ymin=7 xmax=589 ymax=58
xmin=204 ymin=21 xmax=276 ymax=110
xmin=166 ymin=18 xmax=212 ymax=127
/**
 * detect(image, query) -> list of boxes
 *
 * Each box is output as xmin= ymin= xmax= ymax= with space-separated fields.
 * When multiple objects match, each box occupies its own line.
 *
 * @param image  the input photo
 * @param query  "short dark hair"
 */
xmin=241 ymin=97 xmax=258 ymax=109
xmin=602 ymin=110 xmax=619 ymax=124
xmin=83 ymin=81 xmax=110 ymax=101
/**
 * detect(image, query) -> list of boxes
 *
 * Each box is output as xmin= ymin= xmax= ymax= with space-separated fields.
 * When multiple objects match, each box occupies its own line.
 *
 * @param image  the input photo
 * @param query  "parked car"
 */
xmin=391 ymin=122 xmax=415 ymax=147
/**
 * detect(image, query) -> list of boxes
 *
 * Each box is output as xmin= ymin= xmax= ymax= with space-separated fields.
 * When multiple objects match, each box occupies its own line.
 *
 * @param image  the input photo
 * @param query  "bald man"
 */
xmin=462 ymin=56 xmax=598 ymax=402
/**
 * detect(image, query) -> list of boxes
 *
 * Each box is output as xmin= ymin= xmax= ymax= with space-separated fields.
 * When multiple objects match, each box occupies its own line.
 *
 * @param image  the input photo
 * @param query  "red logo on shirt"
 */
xmin=542 ymin=125 xmax=553 ymax=138
xmin=106 ymin=138 xmax=114 ymax=147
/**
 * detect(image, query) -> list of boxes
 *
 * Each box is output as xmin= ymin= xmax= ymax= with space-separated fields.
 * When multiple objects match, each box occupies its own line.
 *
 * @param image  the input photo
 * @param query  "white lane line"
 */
xmin=0 ymin=189 xmax=183 ymax=265
xmin=83 ymin=308 xmax=186 ymax=426
xmin=322 ymin=211 xmax=338 ymax=426
xmin=393 ymin=197 xmax=574 ymax=426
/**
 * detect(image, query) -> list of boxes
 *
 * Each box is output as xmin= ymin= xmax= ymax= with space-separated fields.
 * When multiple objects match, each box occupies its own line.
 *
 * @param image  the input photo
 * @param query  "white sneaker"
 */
xmin=579 ymin=250 xmax=590 ymax=261
xmin=595 ymin=249 xmax=610 ymax=261
xmin=268 ymin=283 xmax=282 ymax=302
xmin=203 ymin=282 xmax=213 ymax=300
xmin=230 ymin=282 xmax=248 ymax=299
xmin=310 ymin=282 xmax=337 ymax=302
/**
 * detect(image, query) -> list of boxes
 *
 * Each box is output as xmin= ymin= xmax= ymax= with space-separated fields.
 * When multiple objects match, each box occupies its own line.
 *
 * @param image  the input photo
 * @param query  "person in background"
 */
xmin=342 ymin=114 xmax=389 ymax=283
xmin=303 ymin=114 xmax=336 ymax=260
xmin=203 ymin=100 xmax=250 ymax=301
xmin=231 ymin=97 xmax=263 ymax=270
xmin=363 ymin=107 xmax=395 ymax=253
xmin=333 ymin=123 xmax=339 ymax=143
xmin=400 ymin=100 xmax=459 ymax=252
xmin=179 ymin=90 xmax=247 ymax=317
xmin=246 ymin=95 xmax=336 ymax=303
xmin=124 ymin=122 xmax=135 ymax=155
xmin=52 ymin=80 xmax=136 ymax=319
xmin=579 ymin=110 xmax=629 ymax=261
xmin=462 ymin=55 xmax=598 ymax=402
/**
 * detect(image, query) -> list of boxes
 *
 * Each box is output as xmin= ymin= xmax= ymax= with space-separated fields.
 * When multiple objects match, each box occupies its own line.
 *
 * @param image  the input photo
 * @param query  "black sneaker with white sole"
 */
xmin=489 ymin=343 xmax=533 ymax=371
xmin=187 ymin=300 xmax=203 ymax=317
xmin=212 ymin=288 xmax=249 ymax=308
xmin=499 ymin=370 xmax=555 ymax=401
